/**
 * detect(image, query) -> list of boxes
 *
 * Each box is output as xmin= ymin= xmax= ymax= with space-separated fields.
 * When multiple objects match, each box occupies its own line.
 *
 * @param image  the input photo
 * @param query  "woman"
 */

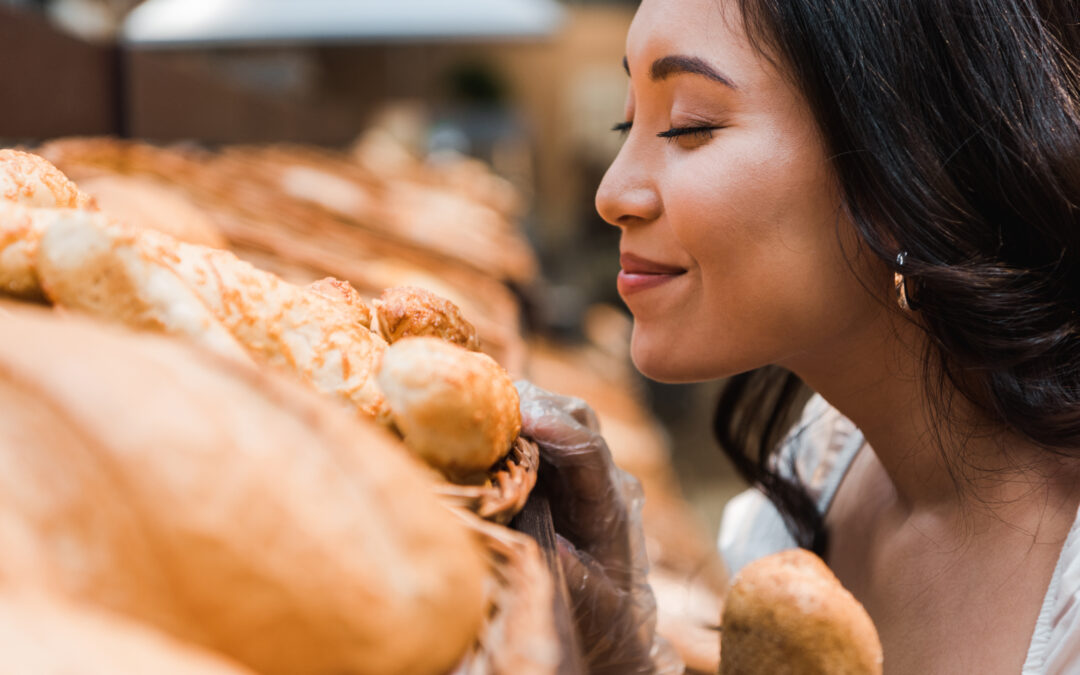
xmin=521 ymin=0 xmax=1080 ymax=672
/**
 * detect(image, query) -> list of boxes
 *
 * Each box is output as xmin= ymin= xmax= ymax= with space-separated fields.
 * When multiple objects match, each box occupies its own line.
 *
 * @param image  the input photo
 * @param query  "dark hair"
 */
xmin=715 ymin=0 xmax=1080 ymax=553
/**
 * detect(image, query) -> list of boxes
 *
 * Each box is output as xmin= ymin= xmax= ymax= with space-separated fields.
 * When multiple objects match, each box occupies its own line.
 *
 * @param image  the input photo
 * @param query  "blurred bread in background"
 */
xmin=77 ymin=173 xmax=227 ymax=248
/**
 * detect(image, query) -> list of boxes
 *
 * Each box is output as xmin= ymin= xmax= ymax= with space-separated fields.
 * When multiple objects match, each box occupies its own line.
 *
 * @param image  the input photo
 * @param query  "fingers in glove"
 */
xmin=541 ymin=458 xmax=634 ymax=589
xmin=557 ymin=534 xmax=656 ymax=675
xmin=516 ymin=382 xmax=635 ymax=585
xmin=516 ymin=381 xmax=600 ymax=444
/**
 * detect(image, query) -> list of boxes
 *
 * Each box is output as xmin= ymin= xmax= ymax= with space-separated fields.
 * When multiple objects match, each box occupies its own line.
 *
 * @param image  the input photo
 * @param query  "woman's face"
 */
xmin=596 ymin=0 xmax=886 ymax=383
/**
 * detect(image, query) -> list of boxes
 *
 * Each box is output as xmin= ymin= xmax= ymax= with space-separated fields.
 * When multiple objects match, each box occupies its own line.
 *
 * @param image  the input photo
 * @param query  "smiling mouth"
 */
xmin=617 ymin=253 xmax=687 ymax=295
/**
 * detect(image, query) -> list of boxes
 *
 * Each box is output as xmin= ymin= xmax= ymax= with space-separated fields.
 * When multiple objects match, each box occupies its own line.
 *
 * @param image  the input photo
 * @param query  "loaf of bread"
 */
xmin=31 ymin=208 xmax=389 ymax=419
xmin=0 ymin=148 xmax=94 ymax=209
xmin=0 ymin=202 xmax=47 ymax=299
xmin=1 ymin=152 xmax=519 ymax=476
xmin=77 ymin=173 xmax=228 ymax=248
xmin=377 ymin=336 xmax=521 ymax=479
xmin=0 ymin=303 xmax=489 ymax=675
xmin=34 ymin=211 xmax=251 ymax=363
xmin=374 ymin=285 xmax=481 ymax=351
xmin=0 ymin=150 xmax=94 ymax=299
xmin=159 ymin=237 xmax=391 ymax=420
xmin=0 ymin=596 xmax=256 ymax=675
xmin=721 ymin=549 xmax=883 ymax=675
xmin=307 ymin=276 xmax=375 ymax=330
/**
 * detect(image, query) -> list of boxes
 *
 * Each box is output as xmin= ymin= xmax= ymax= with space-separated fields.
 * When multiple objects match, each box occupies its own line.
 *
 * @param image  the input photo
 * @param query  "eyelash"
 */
xmin=610 ymin=122 xmax=722 ymax=142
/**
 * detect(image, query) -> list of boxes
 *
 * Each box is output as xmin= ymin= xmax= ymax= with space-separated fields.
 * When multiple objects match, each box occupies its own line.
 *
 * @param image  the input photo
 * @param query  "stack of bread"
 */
xmin=37 ymin=137 xmax=529 ymax=375
xmin=0 ymin=149 xmax=554 ymax=674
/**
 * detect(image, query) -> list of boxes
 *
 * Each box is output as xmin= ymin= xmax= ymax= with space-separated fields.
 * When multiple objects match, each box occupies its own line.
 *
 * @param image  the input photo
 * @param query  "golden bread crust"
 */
xmin=306 ymin=276 xmax=374 ymax=329
xmin=377 ymin=336 xmax=520 ymax=479
xmin=0 ymin=596 xmax=256 ymax=675
xmin=0 ymin=149 xmax=95 ymax=209
xmin=0 ymin=304 xmax=488 ymax=675
xmin=375 ymin=285 xmax=480 ymax=351
xmin=721 ymin=549 xmax=883 ymax=675
xmin=77 ymin=174 xmax=227 ymax=248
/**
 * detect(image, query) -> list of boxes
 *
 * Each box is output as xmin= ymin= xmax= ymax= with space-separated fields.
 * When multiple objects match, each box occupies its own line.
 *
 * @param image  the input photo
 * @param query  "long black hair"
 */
xmin=715 ymin=0 xmax=1080 ymax=554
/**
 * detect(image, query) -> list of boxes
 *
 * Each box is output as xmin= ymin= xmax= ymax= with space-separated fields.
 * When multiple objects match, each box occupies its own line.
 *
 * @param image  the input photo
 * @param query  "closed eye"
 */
xmin=611 ymin=121 xmax=633 ymax=136
xmin=656 ymin=125 xmax=722 ymax=141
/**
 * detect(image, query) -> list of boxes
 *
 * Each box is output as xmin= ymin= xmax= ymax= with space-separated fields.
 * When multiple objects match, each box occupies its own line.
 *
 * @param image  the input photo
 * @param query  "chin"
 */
xmin=629 ymin=328 xmax=713 ymax=384
xmin=629 ymin=322 xmax=765 ymax=383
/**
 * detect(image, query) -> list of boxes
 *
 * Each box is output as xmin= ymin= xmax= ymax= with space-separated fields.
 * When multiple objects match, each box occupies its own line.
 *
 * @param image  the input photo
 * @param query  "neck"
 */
xmin=786 ymin=306 xmax=1074 ymax=514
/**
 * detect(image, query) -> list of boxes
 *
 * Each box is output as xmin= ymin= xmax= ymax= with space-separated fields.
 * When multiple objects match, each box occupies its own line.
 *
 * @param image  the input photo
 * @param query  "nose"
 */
xmin=595 ymin=142 xmax=662 ymax=229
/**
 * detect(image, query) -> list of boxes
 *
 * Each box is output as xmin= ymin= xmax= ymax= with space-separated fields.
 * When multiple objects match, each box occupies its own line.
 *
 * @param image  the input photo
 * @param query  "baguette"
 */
xmin=0 ymin=304 xmax=488 ymax=675
xmin=34 ymin=212 xmax=251 ymax=363
xmin=0 ymin=596 xmax=256 ymax=675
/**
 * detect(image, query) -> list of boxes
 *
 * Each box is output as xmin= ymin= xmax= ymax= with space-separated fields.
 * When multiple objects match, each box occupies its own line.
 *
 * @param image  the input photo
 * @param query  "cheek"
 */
xmin=629 ymin=141 xmax=873 ymax=382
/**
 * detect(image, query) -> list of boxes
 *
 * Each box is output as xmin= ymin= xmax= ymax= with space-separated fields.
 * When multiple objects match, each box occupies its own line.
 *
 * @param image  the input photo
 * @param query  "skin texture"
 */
xmin=598 ymin=0 xmax=1080 ymax=672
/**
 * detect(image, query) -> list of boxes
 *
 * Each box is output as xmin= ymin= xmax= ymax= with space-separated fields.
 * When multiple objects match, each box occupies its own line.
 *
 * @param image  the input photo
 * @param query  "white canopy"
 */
xmin=122 ymin=0 xmax=566 ymax=47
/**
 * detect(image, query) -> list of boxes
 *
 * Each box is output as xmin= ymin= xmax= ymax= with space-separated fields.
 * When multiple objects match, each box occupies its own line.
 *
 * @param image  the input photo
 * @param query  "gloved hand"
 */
xmin=516 ymin=381 xmax=683 ymax=675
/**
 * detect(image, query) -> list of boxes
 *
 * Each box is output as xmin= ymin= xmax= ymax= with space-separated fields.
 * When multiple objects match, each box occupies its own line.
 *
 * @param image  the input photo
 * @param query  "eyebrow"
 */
xmin=622 ymin=55 xmax=738 ymax=90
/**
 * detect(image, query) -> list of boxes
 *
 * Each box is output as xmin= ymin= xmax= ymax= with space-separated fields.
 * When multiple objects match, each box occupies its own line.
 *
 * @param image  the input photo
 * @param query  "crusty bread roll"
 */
xmin=0 ymin=150 xmax=94 ymax=300
xmin=0 ymin=595 xmax=256 ymax=675
xmin=0 ymin=148 xmax=95 ymax=209
xmin=374 ymin=285 xmax=481 ymax=351
xmin=721 ymin=549 xmax=883 ymax=675
xmin=307 ymin=276 xmax=374 ymax=330
xmin=159 ymin=237 xmax=391 ymax=420
xmin=0 ymin=202 xmax=48 ymax=299
xmin=0 ymin=303 xmax=488 ymax=675
xmin=377 ymin=336 xmax=521 ymax=479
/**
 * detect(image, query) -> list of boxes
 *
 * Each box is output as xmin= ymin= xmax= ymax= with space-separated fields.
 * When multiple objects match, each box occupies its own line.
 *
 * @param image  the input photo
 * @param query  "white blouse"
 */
xmin=717 ymin=395 xmax=1080 ymax=674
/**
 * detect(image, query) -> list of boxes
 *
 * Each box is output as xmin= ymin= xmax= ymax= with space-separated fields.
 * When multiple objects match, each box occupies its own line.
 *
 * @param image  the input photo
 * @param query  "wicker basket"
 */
xmin=448 ymin=509 xmax=560 ymax=675
xmin=436 ymin=436 xmax=539 ymax=525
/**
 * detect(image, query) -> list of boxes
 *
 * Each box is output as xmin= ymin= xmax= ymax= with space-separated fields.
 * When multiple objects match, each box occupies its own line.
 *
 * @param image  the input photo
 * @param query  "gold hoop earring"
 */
xmin=894 ymin=251 xmax=912 ymax=311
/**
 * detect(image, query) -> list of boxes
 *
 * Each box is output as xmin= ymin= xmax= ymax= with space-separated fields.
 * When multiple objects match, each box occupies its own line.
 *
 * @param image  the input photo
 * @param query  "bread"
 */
xmin=0 ymin=148 xmax=94 ymax=209
xmin=375 ymin=285 xmax=480 ymax=351
xmin=0 ymin=202 xmax=47 ymax=299
xmin=5 ymin=152 xmax=515 ymax=473
xmin=33 ymin=211 xmax=252 ymax=362
xmin=0 ymin=303 xmax=489 ymax=675
xmin=0 ymin=149 xmax=94 ymax=299
xmin=77 ymin=173 xmax=228 ymax=248
xmin=32 ymin=209 xmax=389 ymax=419
xmin=307 ymin=276 xmax=374 ymax=329
xmin=377 ymin=336 xmax=521 ymax=479
xmin=159 ymin=238 xmax=391 ymax=419
xmin=721 ymin=549 xmax=883 ymax=675
xmin=0 ymin=595 xmax=256 ymax=675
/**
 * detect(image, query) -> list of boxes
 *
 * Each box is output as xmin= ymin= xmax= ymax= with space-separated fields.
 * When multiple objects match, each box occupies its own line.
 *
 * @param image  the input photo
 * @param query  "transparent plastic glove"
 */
xmin=515 ymin=381 xmax=683 ymax=675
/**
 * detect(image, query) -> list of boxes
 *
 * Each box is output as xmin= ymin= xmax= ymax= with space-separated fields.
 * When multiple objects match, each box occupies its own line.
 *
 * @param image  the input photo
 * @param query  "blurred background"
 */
xmin=0 ymin=0 xmax=744 ymax=563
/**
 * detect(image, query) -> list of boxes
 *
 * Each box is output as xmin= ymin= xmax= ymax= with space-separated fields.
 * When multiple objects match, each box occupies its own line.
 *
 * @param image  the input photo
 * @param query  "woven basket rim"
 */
xmin=436 ymin=435 xmax=539 ymax=525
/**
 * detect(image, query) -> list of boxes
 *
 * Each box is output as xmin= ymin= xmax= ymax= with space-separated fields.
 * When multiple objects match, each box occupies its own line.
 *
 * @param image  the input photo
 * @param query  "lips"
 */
xmin=619 ymin=253 xmax=687 ymax=275
xmin=617 ymin=252 xmax=687 ymax=296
